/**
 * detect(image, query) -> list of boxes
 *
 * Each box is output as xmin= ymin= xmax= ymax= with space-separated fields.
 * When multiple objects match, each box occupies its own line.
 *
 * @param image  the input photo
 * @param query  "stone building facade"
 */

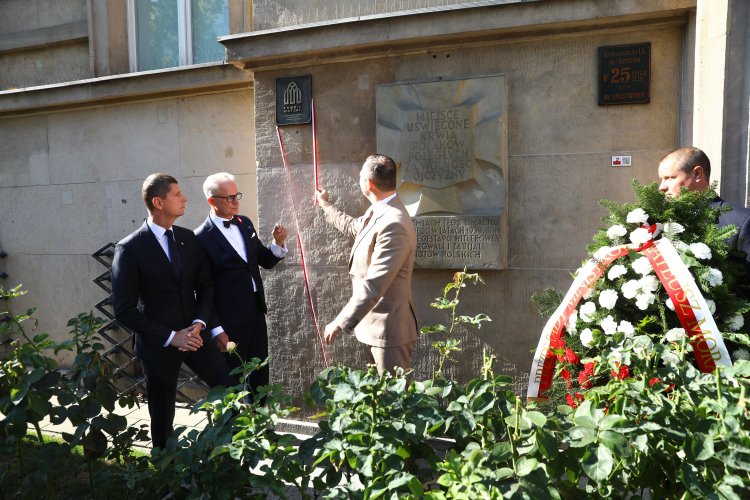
xmin=1 ymin=0 xmax=749 ymax=407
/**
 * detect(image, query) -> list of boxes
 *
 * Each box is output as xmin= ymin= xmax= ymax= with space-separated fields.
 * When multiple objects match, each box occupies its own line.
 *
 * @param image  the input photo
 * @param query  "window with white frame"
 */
xmin=128 ymin=0 xmax=229 ymax=72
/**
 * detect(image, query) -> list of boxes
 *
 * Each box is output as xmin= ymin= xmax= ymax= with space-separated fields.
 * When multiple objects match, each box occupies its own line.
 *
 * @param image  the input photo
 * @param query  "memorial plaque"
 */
xmin=598 ymin=43 xmax=650 ymax=106
xmin=275 ymin=75 xmax=312 ymax=125
xmin=376 ymin=75 xmax=508 ymax=270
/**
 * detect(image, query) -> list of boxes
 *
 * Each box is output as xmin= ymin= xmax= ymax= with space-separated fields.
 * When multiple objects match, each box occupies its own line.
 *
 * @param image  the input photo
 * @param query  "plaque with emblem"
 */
xmin=275 ymin=75 xmax=312 ymax=125
xmin=598 ymin=43 xmax=650 ymax=106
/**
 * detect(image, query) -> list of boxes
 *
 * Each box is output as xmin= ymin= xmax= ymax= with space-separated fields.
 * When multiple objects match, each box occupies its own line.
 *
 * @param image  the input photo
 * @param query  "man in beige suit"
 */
xmin=315 ymin=154 xmax=419 ymax=381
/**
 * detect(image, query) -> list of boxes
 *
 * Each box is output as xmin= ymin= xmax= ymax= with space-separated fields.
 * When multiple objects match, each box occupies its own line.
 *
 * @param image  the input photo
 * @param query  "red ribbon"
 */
xmin=312 ymin=98 xmax=319 ymax=205
xmin=276 ymin=126 xmax=329 ymax=368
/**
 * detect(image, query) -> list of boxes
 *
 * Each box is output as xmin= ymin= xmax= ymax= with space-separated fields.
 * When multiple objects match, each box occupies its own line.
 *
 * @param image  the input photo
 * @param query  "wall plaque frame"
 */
xmin=275 ymin=75 xmax=312 ymax=125
xmin=598 ymin=43 xmax=651 ymax=106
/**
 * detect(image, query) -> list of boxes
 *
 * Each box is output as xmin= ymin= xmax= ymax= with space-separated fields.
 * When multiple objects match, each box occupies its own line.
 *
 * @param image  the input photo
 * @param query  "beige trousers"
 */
xmin=364 ymin=341 xmax=416 ymax=386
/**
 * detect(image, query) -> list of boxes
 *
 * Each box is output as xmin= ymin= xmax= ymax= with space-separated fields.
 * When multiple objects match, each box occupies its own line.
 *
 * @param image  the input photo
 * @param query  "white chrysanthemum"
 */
xmin=580 ymin=328 xmax=595 ymax=347
xmin=666 ymin=328 xmax=686 ymax=342
xmin=632 ymin=257 xmax=654 ymax=276
xmin=593 ymin=246 xmax=613 ymax=261
xmin=580 ymin=301 xmax=597 ymax=322
xmin=639 ymin=275 xmax=660 ymax=293
xmin=566 ymin=309 xmax=578 ymax=334
xmin=601 ymin=315 xmax=618 ymax=336
xmin=704 ymin=268 xmax=723 ymax=287
xmin=607 ymin=225 xmax=627 ymax=239
xmin=662 ymin=351 xmax=679 ymax=364
xmin=666 ymin=298 xmax=675 ymax=311
xmin=630 ymin=227 xmax=653 ymax=246
xmin=672 ymin=240 xmax=689 ymax=252
xmin=608 ymin=265 xmax=627 ymax=280
xmin=733 ymin=349 xmax=750 ymax=361
xmin=706 ymin=299 xmax=716 ymax=315
xmin=727 ymin=314 xmax=745 ymax=331
xmin=622 ymin=279 xmax=641 ymax=299
xmin=689 ymin=242 xmax=712 ymax=260
xmin=664 ymin=222 xmax=685 ymax=235
xmin=618 ymin=320 xmax=635 ymax=338
xmin=599 ymin=289 xmax=618 ymax=310
xmin=627 ymin=208 xmax=649 ymax=224
xmin=635 ymin=291 xmax=656 ymax=311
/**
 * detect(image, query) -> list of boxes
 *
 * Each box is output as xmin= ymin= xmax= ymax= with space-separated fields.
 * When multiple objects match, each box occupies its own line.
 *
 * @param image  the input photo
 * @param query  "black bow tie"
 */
xmin=223 ymin=216 xmax=241 ymax=229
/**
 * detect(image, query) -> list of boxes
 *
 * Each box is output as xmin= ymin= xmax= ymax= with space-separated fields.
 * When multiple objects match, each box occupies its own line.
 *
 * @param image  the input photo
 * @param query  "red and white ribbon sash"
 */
xmin=276 ymin=126 xmax=329 ymax=368
xmin=527 ymin=238 xmax=731 ymax=402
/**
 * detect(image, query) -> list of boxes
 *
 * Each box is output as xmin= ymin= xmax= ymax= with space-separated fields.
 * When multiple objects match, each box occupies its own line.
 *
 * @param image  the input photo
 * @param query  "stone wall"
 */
xmin=254 ymin=23 xmax=685 ymax=407
xmin=0 ymin=89 xmax=256 ymax=368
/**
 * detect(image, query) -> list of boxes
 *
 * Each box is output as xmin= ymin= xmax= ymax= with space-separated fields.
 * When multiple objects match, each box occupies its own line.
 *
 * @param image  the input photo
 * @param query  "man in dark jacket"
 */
xmin=658 ymin=147 xmax=750 ymax=281
xmin=112 ymin=174 xmax=235 ymax=449
xmin=194 ymin=172 xmax=288 ymax=402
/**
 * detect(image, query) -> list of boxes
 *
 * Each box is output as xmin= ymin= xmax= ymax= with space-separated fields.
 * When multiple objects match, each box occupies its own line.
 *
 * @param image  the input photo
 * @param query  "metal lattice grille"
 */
xmin=92 ymin=242 xmax=209 ymax=404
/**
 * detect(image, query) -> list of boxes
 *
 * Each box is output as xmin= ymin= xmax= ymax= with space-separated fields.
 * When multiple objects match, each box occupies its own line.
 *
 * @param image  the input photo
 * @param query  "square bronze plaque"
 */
xmin=598 ymin=43 xmax=650 ymax=106
xmin=275 ymin=75 xmax=312 ymax=125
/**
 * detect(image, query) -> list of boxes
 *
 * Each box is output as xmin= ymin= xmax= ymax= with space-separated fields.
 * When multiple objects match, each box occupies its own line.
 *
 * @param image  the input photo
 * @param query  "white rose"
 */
xmin=664 ymin=222 xmax=685 ymax=235
xmin=627 ymin=208 xmax=649 ymax=224
xmin=639 ymin=275 xmax=660 ymax=293
xmin=566 ymin=310 xmax=578 ymax=334
xmin=732 ymin=348 xmax=750 ymax=361
xmin=580 ymin=328 xmax=595 ymax=347
xmin=601 ymin=315 xmax=618 ymax=336
xmin=706 ymin=299 xmax=716 ymax=315
xmin=607 ymin=225 xmax=627 ymax=239
xmin=662 ymin=351 xmax=679 ymax=364
xmin=689 ymin=242 xmax=712 ymax=260
xmin=580 ymin=301 xmax=597 ymax=322
xmin=618 ymin=320 xmax=635 ymax=338
xmin=632 ymin=257 xmax=654 ymax=276
xmin=583 ymin=288 xmax=595 ymax=299
xmin=608 ymin=265 xmax=627 ymax=280
xmin=666 ymin=298 xmax=675 ymax=311
xmin=666 ymin=328 xmax=686 ymax=342
xmin=599 ymin=289 xmax=619 ymax=310
xmin=635 ymin=291 xmax=656 ymax=311
xmin=226 ymin=341 xmax=237 ymax=352
xmin=622 ymin=279 xmax=641 ymax=299
xmin=630 ymin=227 xmax=654 ymax=247
xmin=593 ymin=246 xmax=613 ymax=261
xmin=704 ymin=268 xmax=723 ymax=287
xmin=727 ymin=314 xmax=745 ymax=332
xmin=672 ymin=240 xmax=689 ymax=252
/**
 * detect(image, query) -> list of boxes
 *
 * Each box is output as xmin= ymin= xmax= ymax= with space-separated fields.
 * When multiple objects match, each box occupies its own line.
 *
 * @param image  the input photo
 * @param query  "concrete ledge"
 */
xmin=0 ymin=62 xmax=253 ymax=119
xmin=220 ymin=0 xmax=694 ymax=72
xmin=0 ymin=21 xmax=88 ymax=54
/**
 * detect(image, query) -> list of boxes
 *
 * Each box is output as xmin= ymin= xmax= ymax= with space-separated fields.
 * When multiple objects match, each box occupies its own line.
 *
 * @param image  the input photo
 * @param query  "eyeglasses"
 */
xmin=212 ymin=193 xmax=242 ymax=203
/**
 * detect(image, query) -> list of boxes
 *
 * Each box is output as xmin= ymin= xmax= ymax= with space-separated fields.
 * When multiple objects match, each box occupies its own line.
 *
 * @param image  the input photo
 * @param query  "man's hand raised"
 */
xmin=172 ymin=323 xmax=203 ymax=351
xmin=272 ymin=224 xmax=288 ymax=247
xmin=315 ymin=189 xmax=331 ymax=211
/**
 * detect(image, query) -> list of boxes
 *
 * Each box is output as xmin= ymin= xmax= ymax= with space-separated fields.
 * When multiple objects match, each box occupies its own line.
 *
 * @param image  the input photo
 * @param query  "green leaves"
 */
xmin=582 ymin=444 xmax=614 ymax=483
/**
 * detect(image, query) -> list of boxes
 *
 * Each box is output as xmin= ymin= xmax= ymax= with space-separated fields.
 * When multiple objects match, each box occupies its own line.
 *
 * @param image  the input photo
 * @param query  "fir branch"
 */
xmin=531 ymin=287 xmax=565 ymax=317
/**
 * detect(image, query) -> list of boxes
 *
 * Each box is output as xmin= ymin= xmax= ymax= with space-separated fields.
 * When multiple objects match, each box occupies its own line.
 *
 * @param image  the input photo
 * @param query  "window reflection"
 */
xmin=136 ymin=0 xmax=180 ymax=71
xmin=192 ymin=0 xmax=229 ymax=64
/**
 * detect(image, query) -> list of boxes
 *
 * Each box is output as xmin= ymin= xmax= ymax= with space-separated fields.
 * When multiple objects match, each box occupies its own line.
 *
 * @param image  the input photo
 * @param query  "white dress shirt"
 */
xmin=209 ymin=213 xmax=288 ymax=337
xmin=147 ymin=219 xmax=205 ymax=347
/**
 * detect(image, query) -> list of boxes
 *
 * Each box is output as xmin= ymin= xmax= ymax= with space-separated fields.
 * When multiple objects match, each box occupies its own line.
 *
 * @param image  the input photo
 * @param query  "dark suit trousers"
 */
xmin=141 ymin=346 xmax=236 ymax=449
xmin=222 ymin=306 xmax=269 ymax=403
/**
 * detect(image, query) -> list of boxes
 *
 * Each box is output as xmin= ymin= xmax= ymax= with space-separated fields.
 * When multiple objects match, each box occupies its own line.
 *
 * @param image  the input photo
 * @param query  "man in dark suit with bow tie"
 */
xmin=112 ymin=173 xmax=236 ymax=449
xmin=194 ymin=173 xmax=288 ymax=402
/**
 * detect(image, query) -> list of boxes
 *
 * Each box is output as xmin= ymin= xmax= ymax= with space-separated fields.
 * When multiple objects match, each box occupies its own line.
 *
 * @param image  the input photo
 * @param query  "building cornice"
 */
xmin=220 ymin=0 xmax=695 ymax=73
xmin=0 ymin=62 xmax=252 ymax=119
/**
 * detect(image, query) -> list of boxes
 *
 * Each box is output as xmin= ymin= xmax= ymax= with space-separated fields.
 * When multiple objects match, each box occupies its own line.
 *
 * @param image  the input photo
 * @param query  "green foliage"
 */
xmin=421 ymin=269 xmax=491 ymax=377
xmin=531 ymin=287 xmax=565 ymax=318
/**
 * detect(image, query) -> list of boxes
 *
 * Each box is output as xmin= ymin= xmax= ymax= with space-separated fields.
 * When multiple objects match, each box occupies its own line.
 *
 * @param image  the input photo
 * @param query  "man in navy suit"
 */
xmin=112 ymin=174 xmax=236 ymax=449
xmin=194 ymin=172 xmax=288 ymax=402
xmin=658 ymin=147 xmax=750 ymax=282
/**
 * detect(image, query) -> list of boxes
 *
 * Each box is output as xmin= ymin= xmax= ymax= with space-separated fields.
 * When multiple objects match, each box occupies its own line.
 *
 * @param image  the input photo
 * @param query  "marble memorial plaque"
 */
xmin=376 ymin=75 xmax=508 ymax=269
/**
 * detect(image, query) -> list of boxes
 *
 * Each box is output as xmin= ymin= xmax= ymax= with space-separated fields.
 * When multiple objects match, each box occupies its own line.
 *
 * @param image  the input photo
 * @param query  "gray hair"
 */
xmin=203 ymin=172 xmax=236 ymax=199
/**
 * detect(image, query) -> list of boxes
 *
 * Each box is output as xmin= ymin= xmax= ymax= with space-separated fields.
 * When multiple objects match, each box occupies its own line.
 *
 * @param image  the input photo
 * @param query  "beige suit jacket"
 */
xmin=326 ymin=195 xmax=419 ymax=348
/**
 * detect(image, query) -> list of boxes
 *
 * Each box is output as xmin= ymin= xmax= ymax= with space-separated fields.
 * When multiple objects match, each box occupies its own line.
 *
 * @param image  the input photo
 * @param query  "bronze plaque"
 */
xmin=275 ymin=75 xmax=312 ymax=125
xmin=598 ymin=43 xmax=650 ymax=106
